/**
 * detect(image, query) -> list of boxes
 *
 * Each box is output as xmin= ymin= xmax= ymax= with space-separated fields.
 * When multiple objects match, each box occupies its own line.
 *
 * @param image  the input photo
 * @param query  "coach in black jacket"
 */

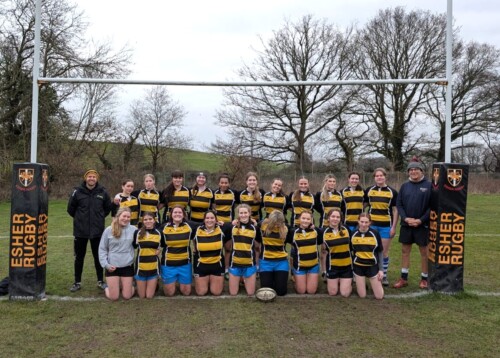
xmin=67 ymin=169 xmax=112 ymax=292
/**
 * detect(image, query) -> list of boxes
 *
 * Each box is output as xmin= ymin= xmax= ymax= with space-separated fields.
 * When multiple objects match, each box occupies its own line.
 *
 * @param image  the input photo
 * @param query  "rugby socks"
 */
xmin=421 ymin=272 xmax=428 ymax=281
xmin=383 ymin=257 xmax=390 ymax=278
xmin=401 ymin=268 xmax=409 ymax=280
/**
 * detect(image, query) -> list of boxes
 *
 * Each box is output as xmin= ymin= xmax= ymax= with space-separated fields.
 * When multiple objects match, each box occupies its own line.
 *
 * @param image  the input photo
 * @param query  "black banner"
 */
xmin=9 ymin=163 xmax=49 ymax=300
xmin=428 ymin=163 xmax=468 ymax=293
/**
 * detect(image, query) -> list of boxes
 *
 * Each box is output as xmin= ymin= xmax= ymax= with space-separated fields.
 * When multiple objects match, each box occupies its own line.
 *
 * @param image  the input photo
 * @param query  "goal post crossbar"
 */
xmin=38 ymin=77 xmax=448 ymax=86
xmin=30 ymin=0 xmax=454 ymax=163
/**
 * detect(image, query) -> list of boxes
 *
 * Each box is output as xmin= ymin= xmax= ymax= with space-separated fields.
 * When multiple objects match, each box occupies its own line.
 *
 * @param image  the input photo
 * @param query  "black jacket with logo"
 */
xmin=67 ymin=182 xmax=112 ymax=239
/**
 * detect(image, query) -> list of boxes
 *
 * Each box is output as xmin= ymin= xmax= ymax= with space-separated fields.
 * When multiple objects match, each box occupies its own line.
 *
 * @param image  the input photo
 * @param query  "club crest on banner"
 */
xmin=447 ymin=169 xmax=462 ymax=188
xmin=432 ymin=168 xmax=440 ymax=187
xmin=19 ymin=168 xmax=34 ymax=187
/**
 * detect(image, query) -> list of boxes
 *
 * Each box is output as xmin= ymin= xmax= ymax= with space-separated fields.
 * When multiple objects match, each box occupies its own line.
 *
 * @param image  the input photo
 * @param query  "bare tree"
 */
xmin=209 ymin=127 xmax=262 ymax=183
xmin=478 ymin=119 xmax=500 ymax=172
xmin=119 ymin=127 xmax=142 ymax=172
xmin=425 ymin=41 xmax=500 ymax=161
xmin=217 ymin=15 xmax=355 ymax=173
xmin=0 ymin=0 xmax=131 ymax=162
xmin=353 ymin=7 xmax=447 ymax=170
xmin=130 ymin=86 xmax=190 ymax=174
xmin=318 ymin=112 xmax=372 ymax=172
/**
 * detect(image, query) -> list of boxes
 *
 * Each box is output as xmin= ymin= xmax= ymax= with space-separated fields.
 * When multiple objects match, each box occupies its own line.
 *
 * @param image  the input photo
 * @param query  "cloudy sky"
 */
xmin=80 ymin=0 xmax=500 ymax=150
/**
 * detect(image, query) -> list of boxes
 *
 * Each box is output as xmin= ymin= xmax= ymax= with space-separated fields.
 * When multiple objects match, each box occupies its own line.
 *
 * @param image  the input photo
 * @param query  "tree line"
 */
xmin=1 ymin=1 xmax=500 ymax=194
xmin=213 ymin=10 xmax=500 ymax=173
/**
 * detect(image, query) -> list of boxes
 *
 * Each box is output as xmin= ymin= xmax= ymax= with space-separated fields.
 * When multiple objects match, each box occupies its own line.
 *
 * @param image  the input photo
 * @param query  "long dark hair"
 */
xmin=347 ymin=171 xmax=363 ymax=191
xmin=137 ymin=212 xmax=156 ymax=240
xmin=163 ymin=170 xmax=184 ymax=202
xmin=192 ymin=172 xmax=207 ymax=197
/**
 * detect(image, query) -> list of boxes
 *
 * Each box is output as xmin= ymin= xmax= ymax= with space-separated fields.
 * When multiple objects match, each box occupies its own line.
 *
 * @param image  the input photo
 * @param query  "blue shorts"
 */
xmin=371 ymin=225 xmax=390 ymax=239
xmin=161 ymin=263 xmax=192 ymax=285
xmin=134 ymin=274 xmax=158 ymax=282
xmin=292 ymin=264 xmax=320 ymax=276
xmin=229 ymin=266 xmax=257 ymax=278
xmin=259 ymin=259 xmax=289 ymax=272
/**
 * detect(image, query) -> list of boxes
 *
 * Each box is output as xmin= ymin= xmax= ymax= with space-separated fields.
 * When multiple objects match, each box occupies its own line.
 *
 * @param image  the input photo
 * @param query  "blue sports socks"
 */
xmin=383 ymin=256 xmax=390 ymax=278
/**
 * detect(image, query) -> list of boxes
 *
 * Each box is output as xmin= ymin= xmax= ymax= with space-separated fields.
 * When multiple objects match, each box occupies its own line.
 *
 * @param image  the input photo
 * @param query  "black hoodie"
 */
xmin=67 ymin=182 xmax=112 ymax=239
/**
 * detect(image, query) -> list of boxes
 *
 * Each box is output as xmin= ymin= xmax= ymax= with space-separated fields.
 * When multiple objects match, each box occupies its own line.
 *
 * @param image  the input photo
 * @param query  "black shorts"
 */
xmin=326 ymin=266 xmax=353 ymax=279
xmin=353 ymin=264 xmax=379 ymax=278
xmin=105 ymin=264 xmax=135 ymax=277
xmin=399 ymin=225 xmax=429 ymax=247
xmin=193 ymin=262 xmax=224 ymax=277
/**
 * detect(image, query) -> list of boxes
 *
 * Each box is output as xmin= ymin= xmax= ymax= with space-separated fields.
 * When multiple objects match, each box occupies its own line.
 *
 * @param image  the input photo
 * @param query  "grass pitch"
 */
xmin=0 ymin=195 xmax=499 ymax=357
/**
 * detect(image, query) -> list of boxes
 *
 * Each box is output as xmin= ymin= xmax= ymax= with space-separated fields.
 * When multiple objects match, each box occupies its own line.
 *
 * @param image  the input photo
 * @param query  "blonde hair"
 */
xmin=112 ymin=207 xmax=131 ymax=238
xmin=292 ymin=176 xmax=309 ymax=202
xmin=246 ymin=172 xmax=261 ymax=202
xmin=144 ymin=173 xmax=155 ymax=181
xmin=234 ymin=204 xmax=252 ymax=230
xmin=143 ymin=173 xmax=156 ymax=190
xmin=262 ymin=211 xmax=288 ymax=239
xmin=321 ymin=174 xmax=336 ymax=201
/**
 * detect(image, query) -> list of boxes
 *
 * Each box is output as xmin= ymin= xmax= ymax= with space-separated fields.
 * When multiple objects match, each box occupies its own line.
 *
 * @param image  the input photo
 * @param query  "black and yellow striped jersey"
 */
xmin=133 ymin=189 xmax=161 ymax=223
xmin=224 ymin=223 xmax=261 ymax=268
xmin=161 ymin=186 xmax=190 ymax=222
xmin=350 ymin=228 xmax=382 ymax=267
xmin=322 ymin=226 xmax=352 ymax=270
xmin=193 ymin=225 xmax=227 ymax=265
xmin=161 ymin=222 xmax=193 ymax=266
xmin=341 ymin=186 xmax=365 ymax=226
xmin=257 ymin=223 xmax=289 ymax=261
xmin=288 ymin=227 xmax=323 ymax=270
xmin=133 ymin=228 xmax=161 ymax=277
xmin=314 ymin=190 xmax=342 ymax=228
xmin=364 ymin=185 xmax=398 ymax=227
xmin=238 ymin=189 xmax=264 ymax=221
xmin=189 ymin=188 xmax=214 ymax=222
xmin=289 ymin=191 xmax=315 ymax=226
xmin=213 ymin=188 xmax=236 ymax=223
xmin=262 ymin=192 xmax=288 ymax=217
xmin=113 ymin=195 xmax=140 ymax=227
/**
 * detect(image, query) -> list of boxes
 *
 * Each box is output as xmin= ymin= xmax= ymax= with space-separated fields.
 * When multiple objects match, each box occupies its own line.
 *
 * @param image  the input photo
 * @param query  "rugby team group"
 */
xmin=67 ymin=160 xmax=432 ymax=301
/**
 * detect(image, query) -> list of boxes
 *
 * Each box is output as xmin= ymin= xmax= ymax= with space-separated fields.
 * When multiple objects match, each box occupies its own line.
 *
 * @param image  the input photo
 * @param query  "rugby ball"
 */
xmin=255 ymin=287 xmax=277 ymax=302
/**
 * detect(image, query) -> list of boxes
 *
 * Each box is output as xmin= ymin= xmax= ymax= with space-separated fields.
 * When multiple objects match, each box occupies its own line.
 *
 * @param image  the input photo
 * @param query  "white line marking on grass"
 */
xmin=1 ymin=291 xmax=499 ymax=302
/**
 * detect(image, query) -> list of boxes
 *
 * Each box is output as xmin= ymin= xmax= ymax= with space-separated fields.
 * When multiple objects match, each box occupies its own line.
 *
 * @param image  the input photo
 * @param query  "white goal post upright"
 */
xmin=445 ymin=0 xmax=453 ymax=163
xmin=30 ymin=0 xmax=454 ymax=163
xmin=30 ymin=0 xmax=42 ymax=163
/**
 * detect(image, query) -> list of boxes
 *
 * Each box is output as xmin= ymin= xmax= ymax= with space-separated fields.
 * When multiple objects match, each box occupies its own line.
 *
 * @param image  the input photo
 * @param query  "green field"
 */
xmin=169 ymin=148 xmax=225 ymax=172
xmin=0 ymin=195 xmax=499 ymax=357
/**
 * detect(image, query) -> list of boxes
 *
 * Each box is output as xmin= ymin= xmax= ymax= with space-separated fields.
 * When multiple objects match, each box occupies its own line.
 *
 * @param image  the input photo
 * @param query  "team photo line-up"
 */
xmin=68 ymin=160 xmax=431 ymax=301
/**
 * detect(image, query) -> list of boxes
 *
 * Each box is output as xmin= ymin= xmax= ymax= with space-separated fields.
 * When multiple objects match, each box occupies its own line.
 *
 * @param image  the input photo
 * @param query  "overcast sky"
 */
xmin=80 ymin=0 xmax=500 ymax=150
